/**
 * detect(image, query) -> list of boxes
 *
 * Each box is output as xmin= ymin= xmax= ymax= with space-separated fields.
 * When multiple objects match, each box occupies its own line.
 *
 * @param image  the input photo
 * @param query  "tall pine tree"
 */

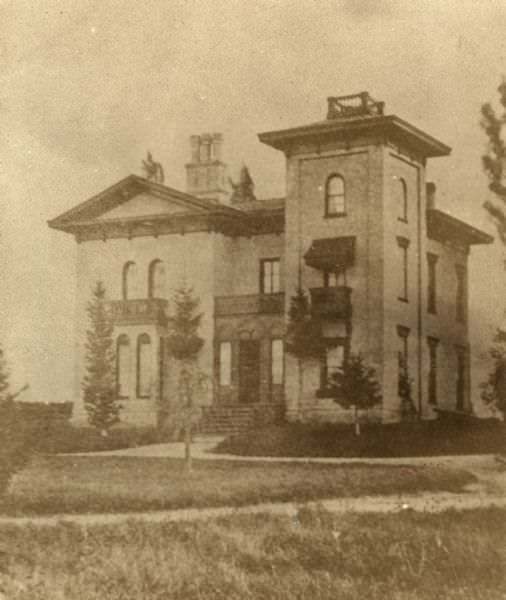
xmin=285 ymin=287 xmax=325 ymax=413
xmin=0 ymin=345 xmax=10 ymax=403
xmin=481 ymin=79 xmax=506 ymax=243
xmin=166 ymin=282 xmax=205 ymax=472
xmin=82 ymin=281 xmax=121 ymax=435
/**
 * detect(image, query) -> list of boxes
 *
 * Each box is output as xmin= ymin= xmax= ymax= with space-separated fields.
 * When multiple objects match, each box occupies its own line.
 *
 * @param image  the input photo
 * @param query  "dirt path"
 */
xmin=0 ymin=489 xmax=504 ymax=529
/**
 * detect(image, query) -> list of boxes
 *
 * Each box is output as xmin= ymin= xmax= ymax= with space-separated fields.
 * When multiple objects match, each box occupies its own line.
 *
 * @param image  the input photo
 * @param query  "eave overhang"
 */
xmin=47 ymin=174 xmax=242 ymax=233
xmin=259 ymin=114 xmax=451 ymax=158
xmin=426 ymin=209 xmax=494 ymax=247
xmin=48 ymin=174 xmax=286 ymax=241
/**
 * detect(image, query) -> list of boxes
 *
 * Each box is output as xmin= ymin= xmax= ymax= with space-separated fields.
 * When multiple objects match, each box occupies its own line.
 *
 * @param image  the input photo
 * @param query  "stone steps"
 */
xmin=200 ymin=403 xmax=284 ymax=435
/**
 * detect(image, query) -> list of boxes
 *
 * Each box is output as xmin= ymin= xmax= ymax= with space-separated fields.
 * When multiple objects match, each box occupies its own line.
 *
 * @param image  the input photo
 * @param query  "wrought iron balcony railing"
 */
xmin=215 ymin=292 xmax=284 ymax=317
xmin=309 ymin=286 xmax=352 ymax=320
xmin=107 ymin=298 xmax=168 ymax=326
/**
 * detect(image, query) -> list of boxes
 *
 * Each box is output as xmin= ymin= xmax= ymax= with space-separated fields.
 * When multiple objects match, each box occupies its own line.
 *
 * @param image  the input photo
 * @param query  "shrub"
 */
xmin=0 ymin=400 xmax=33 ymax=495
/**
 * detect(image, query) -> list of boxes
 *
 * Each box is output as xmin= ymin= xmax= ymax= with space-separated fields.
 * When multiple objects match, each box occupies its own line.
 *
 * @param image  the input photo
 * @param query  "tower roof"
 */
xmin=259 ymin=92 xmax=451 ymax=158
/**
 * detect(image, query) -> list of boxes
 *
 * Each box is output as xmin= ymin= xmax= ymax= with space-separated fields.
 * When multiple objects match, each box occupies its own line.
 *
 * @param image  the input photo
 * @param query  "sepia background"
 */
xmin=1 ymin=0 xmax=505 ymax=411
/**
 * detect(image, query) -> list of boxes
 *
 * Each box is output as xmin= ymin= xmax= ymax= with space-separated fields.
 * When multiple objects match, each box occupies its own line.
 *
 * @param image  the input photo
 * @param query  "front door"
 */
xmin=238 ymin=340 xmax=260 ymax=403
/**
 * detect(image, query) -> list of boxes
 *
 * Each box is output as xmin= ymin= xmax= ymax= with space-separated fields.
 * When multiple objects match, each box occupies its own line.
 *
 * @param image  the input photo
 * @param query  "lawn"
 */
xmin=213 ymin=420 xmax=506 ymax=458
xmin=2 ymin=455 xmax=475 ymax=516
xmin=0 ymin=507 xmax=504 ymax=599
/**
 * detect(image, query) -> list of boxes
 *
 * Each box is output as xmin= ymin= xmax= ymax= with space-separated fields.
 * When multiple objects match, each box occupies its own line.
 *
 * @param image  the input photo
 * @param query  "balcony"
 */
xmin=309 ymin=286 xmax=352 ymax=320
xmin=107 ymin=298 xmax=168 ymax=326
xmin=215 ymin=293 xmax=284 ymax=317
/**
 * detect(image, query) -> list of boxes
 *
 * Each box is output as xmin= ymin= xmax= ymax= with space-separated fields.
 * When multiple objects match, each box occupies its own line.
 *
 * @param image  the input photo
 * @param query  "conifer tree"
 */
xmin=82 ymin=281 xmax=121 ymax=435
xmin=0 ymin=345 xmax=10 ymax=403
xmin=285 ymin=287 xmax=326 ymax=412
xmin=330 ymin=352 xmax=382 ymax=435
xmin=166 ymin=283 xmax=205 ymax=472
xmin=480 ymin=328 xmax=506 ymax=418
xmin=481 ymin=79 xmax=506 ymax=243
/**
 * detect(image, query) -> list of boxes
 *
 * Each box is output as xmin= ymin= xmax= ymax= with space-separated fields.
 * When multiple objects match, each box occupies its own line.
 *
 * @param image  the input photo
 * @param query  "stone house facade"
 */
xmin=49 ymin=93 xmax=492 ymax=430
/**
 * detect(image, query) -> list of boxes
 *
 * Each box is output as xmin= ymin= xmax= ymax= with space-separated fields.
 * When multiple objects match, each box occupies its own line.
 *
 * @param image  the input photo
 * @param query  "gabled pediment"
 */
xmin=48 ymin=175 xmax=237 ymax=232
xmin=97 ymin=191 xmax=200 ymax=221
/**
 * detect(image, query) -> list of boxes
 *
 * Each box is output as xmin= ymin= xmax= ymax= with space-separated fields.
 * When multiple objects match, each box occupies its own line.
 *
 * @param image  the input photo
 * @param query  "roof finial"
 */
xmin=142 ymin=151 xmax=165 ymax=184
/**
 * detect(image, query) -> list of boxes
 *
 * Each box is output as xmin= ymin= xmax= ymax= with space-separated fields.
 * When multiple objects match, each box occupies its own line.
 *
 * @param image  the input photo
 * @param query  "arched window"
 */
xmin=325 ymin=175 xmax=345 ymax=217
xmin=397 ymin=177 xmax=408 ymax=222
xmin=148 ymin=259 xmax=167 ymax=299
xmin=122 ymin=261 xmax=138 ymax=300
xmin=136 ymin=333 xmax=152 ymax=398
xmin=116 ymin=335 xmax=131 ymax=398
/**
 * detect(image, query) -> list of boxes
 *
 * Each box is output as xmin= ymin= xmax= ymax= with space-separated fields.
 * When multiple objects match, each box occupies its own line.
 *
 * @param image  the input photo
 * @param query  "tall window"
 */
xmin=219 ymin=341 xmax=232 ymax=386
xmin=136 ymin=333 xmax=152 ymax=398
xmin=260 ymin=259 xmax=280 ymax=294
xmin=323 ymin=269 xmax=346 ymax=288
xmin=397 ymin=325 xmax=410 ymax=396
xmin=148 ymin=259 xmax=166 ymax=299
xmin=321 ymin=343 xmax=345 ymax=388
xmin=122 ymin=261 xmax=138 ymax=300
xmin=325 ymin=175 xmax=345 ymax=217
xmin=427 ymin=337 xmax=439 ymax=405
xmin=456 ymin=265 xmax=467 ymax=323
xmin=116 ymin=335 xmax=131 ymax=398
xmin=271 ymin=339 xmax=284 ymax=385
xmin=427 ymin=253 xmax=438 ymax=314
xmin=396 ymin=177 xmax=408 ymax=222
xmin=397 ymin=237 xmax=410 ymax=302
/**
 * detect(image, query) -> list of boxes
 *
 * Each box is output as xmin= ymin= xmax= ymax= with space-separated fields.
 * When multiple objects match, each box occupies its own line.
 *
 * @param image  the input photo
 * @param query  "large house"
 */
xmin=49 ymin=92 xmax=493 ymax=431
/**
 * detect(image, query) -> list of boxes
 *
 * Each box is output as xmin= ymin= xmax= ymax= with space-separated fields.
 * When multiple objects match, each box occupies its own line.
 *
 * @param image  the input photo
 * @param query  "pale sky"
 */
xmin=2 ymin=0 xmax=506 ymax=405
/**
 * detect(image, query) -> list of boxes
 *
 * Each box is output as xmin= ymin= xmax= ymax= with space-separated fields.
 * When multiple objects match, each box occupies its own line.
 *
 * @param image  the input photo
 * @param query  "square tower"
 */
xmin=259 ymin=92 xmax=457 ymax=423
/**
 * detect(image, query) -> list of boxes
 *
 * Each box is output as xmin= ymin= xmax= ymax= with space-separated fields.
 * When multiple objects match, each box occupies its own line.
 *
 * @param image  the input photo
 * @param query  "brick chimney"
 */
xmin=185 ymin=133 xmax=229 ymax=204
xmin=426 ymin=182 xmax=436 ymax=209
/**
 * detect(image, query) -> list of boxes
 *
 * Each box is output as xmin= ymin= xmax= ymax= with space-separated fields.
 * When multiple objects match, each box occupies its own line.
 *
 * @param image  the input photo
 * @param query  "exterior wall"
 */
xmin=214 ymin=233 xmax=284 ymax=297
xmin=73 ymin=231 xmax=216 ymax=426
xmin=213 ymin=232 xmax=285 ymax=405
xmin=425 ymin=237 xmax=470 ymax=413
xmin=382 ymin=150 xmax=425 ymax=421
xmin=283 ymin=141 xmax=385 ymax=422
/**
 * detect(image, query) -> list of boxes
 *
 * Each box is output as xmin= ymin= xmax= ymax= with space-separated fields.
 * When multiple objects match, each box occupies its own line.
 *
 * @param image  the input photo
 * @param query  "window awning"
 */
xmin=304 ymin=236 xmax=356 ymax=271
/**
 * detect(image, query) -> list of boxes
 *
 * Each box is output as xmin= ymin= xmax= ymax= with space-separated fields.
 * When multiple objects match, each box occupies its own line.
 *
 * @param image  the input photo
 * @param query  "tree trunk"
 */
xmin=184 ymin=418 xmax=192 ymax=473
xmin=354 ymin=405 xmax=360 ymax=436
xmin=298 ymin=357 xmax=303 ymax=417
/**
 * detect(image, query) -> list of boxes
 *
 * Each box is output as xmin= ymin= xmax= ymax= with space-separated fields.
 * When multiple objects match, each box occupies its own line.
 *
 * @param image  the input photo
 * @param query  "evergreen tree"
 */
xmin=82 ymin=281 xmax=121 ymax=435
xmin=480 ymin=328 xmax=506 ymax=418
xmin=0 ymin=345 xmax=10 ymax=403
xmin=285 ymin=288 xmax=325 ymax=414
xmin=329 ymin=352 xmax=382 ymax=435
xmin=166 ymin=283 xmax=205 ymax=472
xmin=398 ymin=353 xmax=417 ymax=422
xmin=0 ymin=345 xmax=31 ymax=494
xmin=481 ymin=79 xmax=506 ymax=243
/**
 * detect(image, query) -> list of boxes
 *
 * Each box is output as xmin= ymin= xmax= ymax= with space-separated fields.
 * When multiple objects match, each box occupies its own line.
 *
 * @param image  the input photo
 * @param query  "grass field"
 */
xmin=2 ymin=455 xmax=475 ymax=516
xmin=0 ymin=507 xmax=504 ymax=599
